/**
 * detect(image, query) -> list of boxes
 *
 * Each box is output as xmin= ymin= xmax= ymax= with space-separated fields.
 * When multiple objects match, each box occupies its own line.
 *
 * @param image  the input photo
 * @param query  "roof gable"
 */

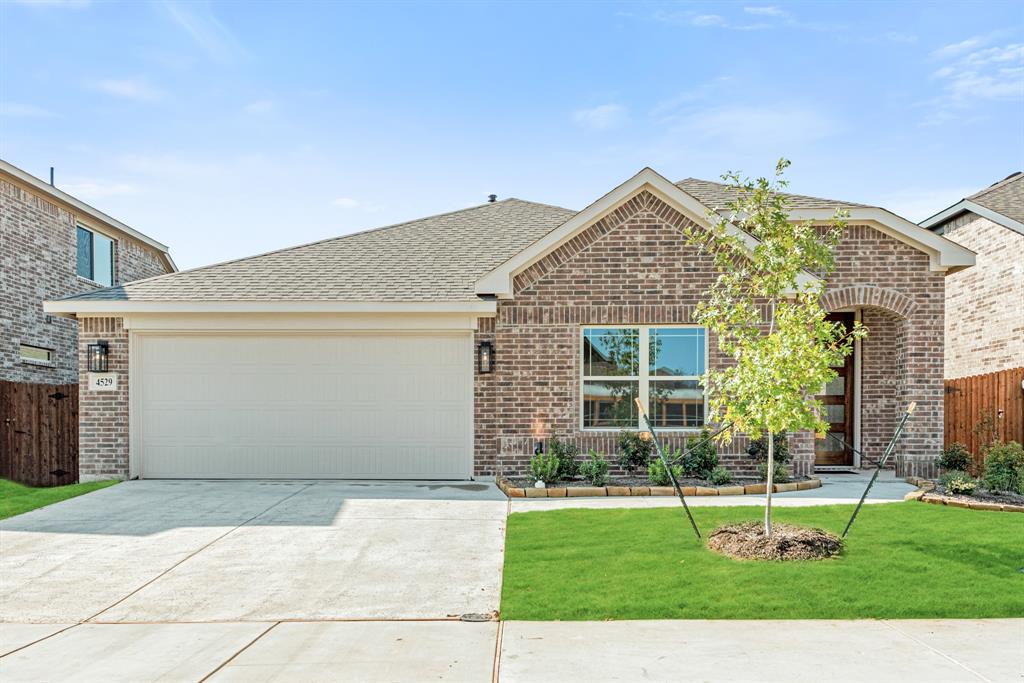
xmin=921 ymin=172 xmax=1024 ymax=236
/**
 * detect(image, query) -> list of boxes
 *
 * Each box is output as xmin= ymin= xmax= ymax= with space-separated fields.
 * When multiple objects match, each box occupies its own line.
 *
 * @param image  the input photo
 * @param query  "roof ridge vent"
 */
xmin=487 ymin=194 xmax=497 ymax=203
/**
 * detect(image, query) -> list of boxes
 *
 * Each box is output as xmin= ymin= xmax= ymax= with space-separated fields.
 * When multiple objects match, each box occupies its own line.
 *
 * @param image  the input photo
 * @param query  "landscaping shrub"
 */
xmin=647 ymin=458 xmax=683 ymax=486
xmin=548 ymin=436 xmax=580 ymax=480
xmin=707 ymin=466 xmax=733 ymax=485
xmin=757 ymin=461 xmax=790 ymax=483
xmin=747 ymin=432 xmax=792 ymax=463
xmin=618 ymin=431 xmax=653 ymax=474
xmin=981 ymin=441 xmax=1024 ymax=494
xmin=579 ymin=449 xmax=610 ymax=486
xmin=529 ymin=451 xmax=560 ymax=486
xmin=682 ymin=429 xmax=718 ymax=478
xmin=939 ymin=470 xmax=977 ymax=496
xmin=937 ymin=442 xmax=972 ymax=473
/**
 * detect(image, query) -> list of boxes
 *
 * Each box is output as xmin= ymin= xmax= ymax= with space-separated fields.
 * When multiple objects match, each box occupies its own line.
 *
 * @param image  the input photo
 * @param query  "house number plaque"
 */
xmin=88 ymin=372 xmax=118 ymax=391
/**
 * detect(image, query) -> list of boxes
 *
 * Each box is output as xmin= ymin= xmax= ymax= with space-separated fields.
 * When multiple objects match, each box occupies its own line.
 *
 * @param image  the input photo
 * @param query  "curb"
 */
xmin=497 ymin=476 xmax=821 ymax=499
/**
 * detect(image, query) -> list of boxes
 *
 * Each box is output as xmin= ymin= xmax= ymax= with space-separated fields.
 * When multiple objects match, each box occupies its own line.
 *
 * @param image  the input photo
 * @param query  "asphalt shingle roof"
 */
xmin=677 ymin=178 xmax=869 ymax=211
xmin=967 ymin=172 xmax=1024 ymax=223
xmin=62 ymin=198 xmax=576 ymax=303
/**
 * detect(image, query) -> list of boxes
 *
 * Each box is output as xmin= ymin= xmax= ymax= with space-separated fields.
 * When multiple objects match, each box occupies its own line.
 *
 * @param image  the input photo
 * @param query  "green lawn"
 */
xmin=0 ymin=478 xmax=118 ymax=520
xmin=501 ymin=502 xmax=1024 ymax=620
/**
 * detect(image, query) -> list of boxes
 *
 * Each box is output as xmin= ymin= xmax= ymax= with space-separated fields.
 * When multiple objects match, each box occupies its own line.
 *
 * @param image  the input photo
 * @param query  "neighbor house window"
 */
xmin=76 ymin=225 xmax=114 ymax=286
xmin=20 ymin=344 xmax=53 ymax=363
xmin=581 ymin=326 xmax=706 ymax=430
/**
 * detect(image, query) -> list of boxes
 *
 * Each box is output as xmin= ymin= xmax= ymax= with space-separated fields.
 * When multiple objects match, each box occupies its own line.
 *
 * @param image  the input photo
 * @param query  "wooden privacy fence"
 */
xmin=944 ymin=367 xmax=1024 ymax=469
xmin=0 ymin=380 xmax=78 ymax=487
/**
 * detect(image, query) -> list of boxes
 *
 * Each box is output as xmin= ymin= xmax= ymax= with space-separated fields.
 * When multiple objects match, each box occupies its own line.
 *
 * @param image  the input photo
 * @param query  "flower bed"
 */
xmin=498 ymin=475 xmax=820 ymax=498
xmin=904 ymin=476 xmax=1024 ymax=512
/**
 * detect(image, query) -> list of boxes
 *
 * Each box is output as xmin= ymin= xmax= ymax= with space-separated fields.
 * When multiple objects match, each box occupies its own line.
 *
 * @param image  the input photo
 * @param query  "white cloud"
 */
xmin=691 ymin=14 xmax=727 ymax=27
xmin=332 ymin=197 xmax=359 ymax=208
xmin=672 ymin=104 xmax=839 ymax=148
xmin=0 ymin=102 xmax=55 ymax=117
xmin=743 ymin=6 xmax=786 ymax=16
xmin=931 ymin=35 xmax=989 ymax=59
xmin=244 ymin=100 xmax=275 ymax=114
xmin=160 ymin=0 xmax=246 ymax=64
xmin=874 ymin=185 xmax=980 ymax=223
xmin=572 ymin=103 xmax=629 ymax=131
xmin=92 ymin=79 xmax=165 ymax=101
xmin=928 ymin=41 xmax=1024 ymax=111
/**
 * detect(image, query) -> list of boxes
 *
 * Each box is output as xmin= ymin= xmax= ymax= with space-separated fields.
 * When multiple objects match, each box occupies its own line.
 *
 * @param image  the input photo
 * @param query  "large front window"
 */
xmin=581 ymin=326 xmax=706 ymax=430
xmin=76 ymin=225 xmax=114 ymax=286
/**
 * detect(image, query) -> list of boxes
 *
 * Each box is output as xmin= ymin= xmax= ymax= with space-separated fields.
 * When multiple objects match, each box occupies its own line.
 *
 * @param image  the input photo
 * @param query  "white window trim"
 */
xmin=580 ymin=325 xmax=708 ymax=432
xmin=76 ymin=223 xmax=116 ymax=287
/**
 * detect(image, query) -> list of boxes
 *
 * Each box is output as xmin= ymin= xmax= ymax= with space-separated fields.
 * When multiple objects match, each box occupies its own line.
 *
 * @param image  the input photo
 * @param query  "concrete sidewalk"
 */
xmin=510 ymin=470 xmax=916 ymax=512
xmin=2 ymin=618 xmax=1020 ymax=682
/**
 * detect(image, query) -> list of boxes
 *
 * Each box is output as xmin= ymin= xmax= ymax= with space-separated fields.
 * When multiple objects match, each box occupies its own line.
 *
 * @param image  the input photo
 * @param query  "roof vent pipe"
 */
xmin=487 ymin=194 xmax=497 ymax=203
xmin=50 ymin=167 xmax=54 ymax=186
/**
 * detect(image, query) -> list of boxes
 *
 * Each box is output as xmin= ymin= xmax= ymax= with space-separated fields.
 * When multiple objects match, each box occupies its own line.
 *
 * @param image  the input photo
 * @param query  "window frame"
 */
xmin=19 ymin=344 xmax=54 ymax=365
xmin=76 ymin=223 xmax=115 ymax=287
xmin=579 ymin=324 xmax=708 ymax=432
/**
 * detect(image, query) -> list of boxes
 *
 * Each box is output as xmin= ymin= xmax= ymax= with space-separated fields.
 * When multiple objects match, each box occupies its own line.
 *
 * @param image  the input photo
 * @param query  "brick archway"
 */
xmin=822 ymin=285 xmax=917 ymax=319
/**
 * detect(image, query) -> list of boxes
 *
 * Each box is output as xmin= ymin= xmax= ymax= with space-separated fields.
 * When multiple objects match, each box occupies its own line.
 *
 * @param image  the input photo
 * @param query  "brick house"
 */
xmin=920 ymin=172 xmax=1024 ymax=380
xmin=45 ymin=168 xmax=973 ymax=482
xmin=1 ymin=159 xmax=175 ymax=385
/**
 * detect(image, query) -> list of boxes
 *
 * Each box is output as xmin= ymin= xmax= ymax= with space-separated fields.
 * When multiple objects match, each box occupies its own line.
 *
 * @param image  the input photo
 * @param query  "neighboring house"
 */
xmin=920 ymin=172 xmax=1024 ymax=380
xmin=45 ymin=168 xmax=973 ymax=483
xmin=1 ymin=159 xmax=175 ymax=386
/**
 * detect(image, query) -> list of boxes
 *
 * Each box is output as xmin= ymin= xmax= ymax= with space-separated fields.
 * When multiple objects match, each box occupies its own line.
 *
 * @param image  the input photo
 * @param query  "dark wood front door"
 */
xmin=815 ymin=313 xmax=854 ymax=467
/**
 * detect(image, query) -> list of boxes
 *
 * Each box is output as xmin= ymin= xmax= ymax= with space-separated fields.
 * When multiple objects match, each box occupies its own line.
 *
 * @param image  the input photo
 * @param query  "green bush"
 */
xmin=707 ymin=466 xmax=733 ymax=485
xmin=937 ymin=442 xmax=972 ymax=473
xmin=757 ymin=461 xmax=791 ymax=483
xmin=981 ymin=441 xmax=1024 ymax=494
xmin=682 ymin=429 xmax=719 ymax=478
xmin=618 ymin=431 xmax=653 ymax=474
xmin=647 ymin=458 xmax=683 ymax=486
xmin=747 ymin=432 xmax=792 ymax=463
xmin=548 ymin=436 xmax=580 ymax=480
xmin=529 ymin=451 xmax=560 ymax=486
xmin=579 ymin=449 xmax=610 ymax=486
xmin=939 ymin=470 xmax=977 ymax=496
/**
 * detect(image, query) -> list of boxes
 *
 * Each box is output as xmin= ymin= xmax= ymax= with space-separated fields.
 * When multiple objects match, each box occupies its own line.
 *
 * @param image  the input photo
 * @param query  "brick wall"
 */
xmin=476 ymin=191 xmax=947 ymax=479
xmin=0 ymin=176 xmax=169 ymax=385
xmin=935 ymin=213 xmax=1024 ymax=379
xmin=78 ymin=317 xmax=130 ymax=481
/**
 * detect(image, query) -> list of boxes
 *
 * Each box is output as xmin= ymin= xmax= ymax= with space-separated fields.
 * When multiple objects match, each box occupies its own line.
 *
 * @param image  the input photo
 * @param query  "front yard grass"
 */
xmin=501 ymin=502 xmax=1024 ymax=620
xmin=0 ymin=478 xmax=118 ymax=520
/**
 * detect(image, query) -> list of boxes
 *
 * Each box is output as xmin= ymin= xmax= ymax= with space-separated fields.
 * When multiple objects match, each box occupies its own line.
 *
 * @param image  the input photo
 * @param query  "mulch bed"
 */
xmin=707 ymin=522 xmax=843 ymax=561
xmin=932 ymin=485 xmax=1024 ymax=507
xmin=506 ymin=475 xmax=810 ymax=489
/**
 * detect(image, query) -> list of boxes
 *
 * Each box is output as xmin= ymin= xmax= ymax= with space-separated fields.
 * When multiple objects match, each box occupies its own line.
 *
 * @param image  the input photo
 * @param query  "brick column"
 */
xmin=78 ymin=317 xmax=130 ymax=481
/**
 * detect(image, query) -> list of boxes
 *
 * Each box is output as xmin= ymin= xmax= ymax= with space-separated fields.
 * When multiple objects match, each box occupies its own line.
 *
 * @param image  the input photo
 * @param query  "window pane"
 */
xmin=823 ymin=404 xmax=845 ymax=423
xmin=19 ymin=345 xmax=53 ymax=362
xmin=650 ymin=379 xmax=704 ymax=427
xmin=76 ymin=227 xmax=92 ymax=280
xmin=582 ymin=380 xmax=638 ymax=428
xmin=583 ymin=328 xmax=639 ymax=377
xmin=93 ymin=233 xmax=113 ymax=286
xmin=824 ymin=376 xmax=845 ymax=396
xmin=815 ymin=431 xmax=846 ymax=453
xmin=650 ymin=328 xmax=704 ymax=377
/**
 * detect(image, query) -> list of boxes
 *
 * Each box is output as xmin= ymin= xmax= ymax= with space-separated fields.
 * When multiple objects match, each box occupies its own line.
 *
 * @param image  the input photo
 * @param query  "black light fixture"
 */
xmin=534 ymin=440 xmax=544 ymax=456
xmin=87 ymin=340 xmax=109 ymax=372
xmin=478 ymin=341 xmax=494 ymax=374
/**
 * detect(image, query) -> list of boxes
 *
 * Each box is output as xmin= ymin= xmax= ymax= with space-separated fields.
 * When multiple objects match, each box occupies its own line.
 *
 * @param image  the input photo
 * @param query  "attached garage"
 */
xmin=133 ymin=332 xmax=474 ymax=479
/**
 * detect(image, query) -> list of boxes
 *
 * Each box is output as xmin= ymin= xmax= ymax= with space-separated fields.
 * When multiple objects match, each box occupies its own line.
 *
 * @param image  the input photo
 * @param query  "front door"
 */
xmin=814 ymin=313 xmax=854 ymax=468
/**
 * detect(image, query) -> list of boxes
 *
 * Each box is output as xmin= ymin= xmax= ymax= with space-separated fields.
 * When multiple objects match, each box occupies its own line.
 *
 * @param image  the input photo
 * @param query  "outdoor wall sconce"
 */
xmin=534 ymin=440 xmax=544 ymax=456
xmin=478 ymin=341 xmax=494 ymax=374
xmin=87 ymin=341 xmax=109 ymax=372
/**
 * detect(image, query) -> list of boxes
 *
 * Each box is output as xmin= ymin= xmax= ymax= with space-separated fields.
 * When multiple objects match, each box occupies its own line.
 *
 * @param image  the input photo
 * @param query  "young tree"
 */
xmin=684 ymin=159 xmax=866 ymax=537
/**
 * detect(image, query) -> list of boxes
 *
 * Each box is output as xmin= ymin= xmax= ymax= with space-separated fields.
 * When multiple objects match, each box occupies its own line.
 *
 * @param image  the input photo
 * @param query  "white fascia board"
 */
xmin=0 ymin=159 xmax=173 ymax=258
xmin=920 ymin=200 xmax=1024 ymax=236
xmin=789 ymin=208 xmax=976 ymax=270
xmin=42 ymin=299 xmax=498 ymax=316
xmin=475 ymin=167 xmax=820 ymax=297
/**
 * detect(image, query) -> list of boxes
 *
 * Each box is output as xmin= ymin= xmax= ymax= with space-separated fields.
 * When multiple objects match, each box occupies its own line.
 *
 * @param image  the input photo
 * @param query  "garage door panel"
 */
xmin=137 ymin=334 xmax=472 ymax=479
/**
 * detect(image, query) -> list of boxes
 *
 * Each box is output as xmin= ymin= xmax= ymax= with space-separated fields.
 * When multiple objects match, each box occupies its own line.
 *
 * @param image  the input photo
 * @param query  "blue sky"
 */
xmin=2 ymin=1 xmax=1022 ymax=270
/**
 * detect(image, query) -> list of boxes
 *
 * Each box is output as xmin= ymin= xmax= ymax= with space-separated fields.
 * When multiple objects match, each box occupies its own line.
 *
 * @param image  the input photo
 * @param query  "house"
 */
xmin=1 ymin=159 xmax=175 ymax=385
xmin=44 ymin=168 xmax=974 ymax=483
xmin=920 ymin=172 xmax=1024 ymax=380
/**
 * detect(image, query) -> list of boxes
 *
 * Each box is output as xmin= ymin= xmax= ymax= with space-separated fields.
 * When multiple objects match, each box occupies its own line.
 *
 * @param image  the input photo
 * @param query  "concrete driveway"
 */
xmin=0 ymin=480 xmax=508 ymax=623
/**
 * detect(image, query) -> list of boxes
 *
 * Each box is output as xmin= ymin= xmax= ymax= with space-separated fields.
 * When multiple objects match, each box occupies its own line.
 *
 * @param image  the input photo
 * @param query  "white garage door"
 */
xmin=135 ymin=333 xmax=473 ymax=479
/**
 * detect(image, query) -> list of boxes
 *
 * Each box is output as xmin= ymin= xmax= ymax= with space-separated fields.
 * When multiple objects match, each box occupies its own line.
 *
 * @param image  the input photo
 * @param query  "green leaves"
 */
xmin=688 ymin=159 xmax=866 ymax=441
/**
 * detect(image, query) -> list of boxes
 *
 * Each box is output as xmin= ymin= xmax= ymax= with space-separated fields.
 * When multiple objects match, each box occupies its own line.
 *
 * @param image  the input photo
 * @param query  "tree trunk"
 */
xmin=764 ymin=432 xmax=774 ymax=538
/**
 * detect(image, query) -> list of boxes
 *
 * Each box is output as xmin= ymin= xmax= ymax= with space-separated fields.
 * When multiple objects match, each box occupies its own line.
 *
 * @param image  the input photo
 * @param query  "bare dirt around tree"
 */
xmin=707 ymin=522 xmax=843 ymax=561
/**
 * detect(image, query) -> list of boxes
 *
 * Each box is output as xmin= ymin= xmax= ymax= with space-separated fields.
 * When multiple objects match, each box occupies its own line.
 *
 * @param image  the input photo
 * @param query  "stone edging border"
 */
xmin=903 ymin=477 xmax=1024 ymax=513
xmin=497 ymin=476 xmax=821 ymax=499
